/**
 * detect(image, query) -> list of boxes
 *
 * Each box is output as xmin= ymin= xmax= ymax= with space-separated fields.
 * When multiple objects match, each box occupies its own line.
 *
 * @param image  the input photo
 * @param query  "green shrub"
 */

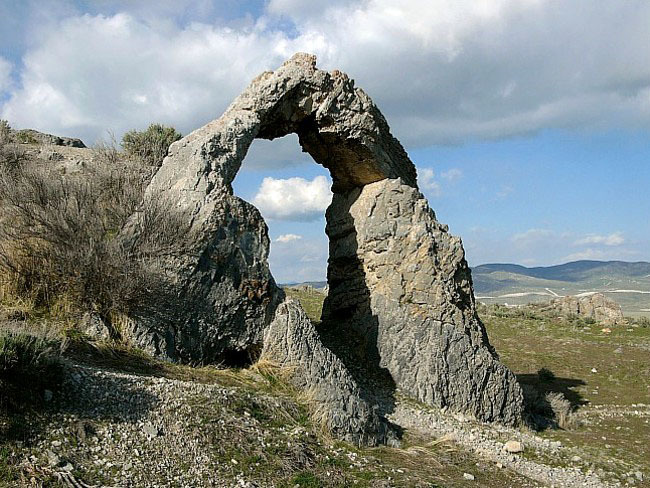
xmin=0 ymin=120 xmax=10 ymax=142
xmin=0 ymin=326 xmax=63 ymax=408
xmin=0 ymin=121 xmax=27 ymax=173
xmin=545 ymin=391 xmax=577 ymax=429
xmin=121 ymin=123 xmax=182 ymax=167
xmin=634 ymin=316 xmax=650 ymax=328
xmin=15 ymin=131 xmax=37 ymax=145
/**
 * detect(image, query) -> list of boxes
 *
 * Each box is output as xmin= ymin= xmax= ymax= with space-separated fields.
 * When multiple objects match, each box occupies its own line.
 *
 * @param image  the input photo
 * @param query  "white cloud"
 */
xmin=472 ymin=228 xmax=637 ymax=266
xmin=1 ymin=2 xmax=649 ymax=146
xmin=561 ymin=247 xmax=639 ymax=263
xmin=252 ymin=175 xmax=332 ymax=221
xmin=418 ymin=167 xmax=441 ymax=196
xmin=275 ymin=233 xmax=302 ymax=243
xmin=244 ymin=134 xmax=313 ymax=170
xmin=441 ymin=168 xmax=463 ymax=181
xmin=1 ymin=13 xmax=292 ymax=144
xmin=294 ymin=0 xmax=650 ymax=144
xmin=574 ymin=232 xmax=625 ymax=247
xmin=0 ymin=56 xmax=11 ymax=95
xmin=561 ymin=248 xmax=609 ymax=262
xmin=495 ymin=185 xmax=514 ymax=199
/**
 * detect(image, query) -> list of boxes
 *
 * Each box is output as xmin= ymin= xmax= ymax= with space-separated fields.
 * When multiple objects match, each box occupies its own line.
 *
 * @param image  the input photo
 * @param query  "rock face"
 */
xmin=548 ymin=293 xmax=624 ymax=324
xmin=262 ymin=299 xmax=392 ymax=445
xmin=122 ymin=53 xmax=523 ymax=443
xmin=323 ymin=179 xmax=522 ymax=424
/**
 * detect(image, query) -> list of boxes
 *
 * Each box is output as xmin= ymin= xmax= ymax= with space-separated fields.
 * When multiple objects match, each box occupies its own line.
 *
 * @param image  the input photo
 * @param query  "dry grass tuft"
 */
xmin=545 ymin=391 xmax=578 ymax=430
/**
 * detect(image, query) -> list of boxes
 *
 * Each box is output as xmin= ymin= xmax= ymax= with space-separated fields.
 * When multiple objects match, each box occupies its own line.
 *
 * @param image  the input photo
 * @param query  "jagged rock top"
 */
xmin=157 ymin=53 xmax=416 ymax=198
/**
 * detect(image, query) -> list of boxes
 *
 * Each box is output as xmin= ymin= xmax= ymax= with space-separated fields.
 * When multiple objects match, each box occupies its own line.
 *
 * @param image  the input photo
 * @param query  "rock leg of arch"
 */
xmin=120 ymin=53 xmax=524 ymax=445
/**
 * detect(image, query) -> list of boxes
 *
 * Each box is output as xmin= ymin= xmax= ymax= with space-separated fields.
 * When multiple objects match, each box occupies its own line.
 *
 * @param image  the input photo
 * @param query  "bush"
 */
xmin=0 ymin=155 xmax=191 ymax=337
xmin=0 ymin=325 xmax=63 ymax=408
xmin=545 ymin=391 xmax=577 ymax=429
xmin=121 ymin=123 xmax=182 ymax=167
xmin=0 ymin=120 xmax=10 ymax=142
xmin=0 ymin=120 xmax=27 ymax=173
xmin=634 ymin=316 xmax=650 ymax=328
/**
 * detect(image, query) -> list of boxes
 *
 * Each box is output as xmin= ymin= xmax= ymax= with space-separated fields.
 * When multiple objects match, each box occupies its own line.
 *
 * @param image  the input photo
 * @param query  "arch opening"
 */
xmin=232 ymin=134 xmax=331 ymax=287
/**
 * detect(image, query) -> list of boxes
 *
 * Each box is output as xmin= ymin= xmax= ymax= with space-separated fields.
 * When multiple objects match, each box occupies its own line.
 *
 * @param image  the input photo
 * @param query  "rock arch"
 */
xmin=121 ymin=53 xmax=523 ymax=444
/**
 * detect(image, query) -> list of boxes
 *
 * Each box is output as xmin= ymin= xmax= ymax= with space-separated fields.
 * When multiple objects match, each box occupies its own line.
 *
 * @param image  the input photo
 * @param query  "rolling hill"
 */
xmin=472 ymin=260 xmax=650 ymax=316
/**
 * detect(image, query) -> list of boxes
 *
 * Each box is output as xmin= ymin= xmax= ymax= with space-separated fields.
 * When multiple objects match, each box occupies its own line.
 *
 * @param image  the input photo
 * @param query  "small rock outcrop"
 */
xmin=547 ymin=293 xmax=624 ymax=324
xmin=9 ymin=128 xmax=86 ymax=148
xmin=121 ymin=53 xmax=524 ymax=444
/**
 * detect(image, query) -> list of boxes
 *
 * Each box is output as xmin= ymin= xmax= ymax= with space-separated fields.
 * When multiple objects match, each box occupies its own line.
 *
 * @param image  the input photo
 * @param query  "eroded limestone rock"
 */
xmin=263 ymin=298 xmax=393 ymax=446
xmin=9 ymin=128 xmax=86 ymax=148
xmin=122 ymin=53 xmax=524 ymax=443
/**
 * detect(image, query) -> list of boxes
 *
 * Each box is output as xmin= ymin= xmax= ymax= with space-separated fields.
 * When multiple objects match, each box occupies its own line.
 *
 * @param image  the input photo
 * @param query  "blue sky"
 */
xmin=1 ymin=0 xmax=649 ymax=282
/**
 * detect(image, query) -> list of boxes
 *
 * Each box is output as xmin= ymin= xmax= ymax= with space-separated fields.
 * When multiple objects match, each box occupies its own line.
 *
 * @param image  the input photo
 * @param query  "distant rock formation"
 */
xmin=547 ymin=293 xmax=624 ymax=324
xmin=121 ymin=53 xmax=523 ymax=444
xmin=9 ymin=128 xmax=86 ymax=148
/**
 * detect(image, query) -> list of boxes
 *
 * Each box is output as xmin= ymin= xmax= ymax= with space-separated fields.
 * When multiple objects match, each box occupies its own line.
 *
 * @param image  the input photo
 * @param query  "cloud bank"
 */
xmin=0 ymin=57 xmax=12 ymax=96
xmin=1 ymin=1 xmax=649 ymax=147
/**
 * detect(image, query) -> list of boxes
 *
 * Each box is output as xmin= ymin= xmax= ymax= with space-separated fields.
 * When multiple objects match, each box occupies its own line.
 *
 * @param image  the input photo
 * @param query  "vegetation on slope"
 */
xmin=0 ymin=121 xmax=187 ymax=341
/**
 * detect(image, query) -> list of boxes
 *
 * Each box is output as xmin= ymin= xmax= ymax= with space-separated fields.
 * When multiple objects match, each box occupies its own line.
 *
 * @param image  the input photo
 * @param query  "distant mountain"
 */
xmin=473 ymin=260 xmax=650 ymax=282
xmin=471 ymin=260 xmax=650 ymax=315
xmin=281 ymin=281 xmax=328 ymax=289
xmin=283 ymin=261 xmax=650 ymax=316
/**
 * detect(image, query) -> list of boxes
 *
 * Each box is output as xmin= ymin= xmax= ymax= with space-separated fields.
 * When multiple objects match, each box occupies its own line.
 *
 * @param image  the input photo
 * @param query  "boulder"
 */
xmin=549 ymin=293 xmax=624 ymax=324
xmin=121 ymin=53 xmax=524 ymax=443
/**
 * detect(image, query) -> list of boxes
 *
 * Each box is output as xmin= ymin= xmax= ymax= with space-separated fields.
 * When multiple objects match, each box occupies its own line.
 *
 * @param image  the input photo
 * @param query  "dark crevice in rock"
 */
xmin=217 ymin=344 xmax=262 ymax=368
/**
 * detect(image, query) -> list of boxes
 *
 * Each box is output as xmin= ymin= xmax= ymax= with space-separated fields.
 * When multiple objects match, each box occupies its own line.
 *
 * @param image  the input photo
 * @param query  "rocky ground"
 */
xmin=1 ymin=330 xmax=647 ymax=487
xmin=0 ymin=358 xmax=623 ymax=488
xmin=1 ymin=291 xmax=649 ymax=487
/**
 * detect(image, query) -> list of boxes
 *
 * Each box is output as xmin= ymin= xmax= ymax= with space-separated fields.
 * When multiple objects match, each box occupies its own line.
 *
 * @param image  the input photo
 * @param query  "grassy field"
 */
xmin=480 ymin=304 xmax=650 ymax=482
xmin=473 ymin=264 xmax=650 ymax=317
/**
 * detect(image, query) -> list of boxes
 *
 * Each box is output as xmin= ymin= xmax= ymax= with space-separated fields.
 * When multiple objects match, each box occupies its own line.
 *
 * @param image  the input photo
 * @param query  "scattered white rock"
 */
xmin=463 ymin=472 xmax=475 ymax=480
xmin=503 ymin=440 xmax=524 ymax=454
xmin=45 ymin=449 xmax=60 ymax=467
xmin=143 ymin=423 xmax=159 ymax=439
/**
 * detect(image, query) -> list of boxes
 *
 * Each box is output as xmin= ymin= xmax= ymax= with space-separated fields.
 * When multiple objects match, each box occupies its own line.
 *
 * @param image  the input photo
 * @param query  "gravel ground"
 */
xmin=8 ymin=361 xmax=641 ymax=487
xmin=390 ymin=404 xmax=620 ymax=488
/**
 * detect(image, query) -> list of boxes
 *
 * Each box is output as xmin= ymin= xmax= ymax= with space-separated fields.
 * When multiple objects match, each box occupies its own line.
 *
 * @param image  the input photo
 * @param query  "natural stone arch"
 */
xmin=121 ymin=53 xmax=524 ymax=445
